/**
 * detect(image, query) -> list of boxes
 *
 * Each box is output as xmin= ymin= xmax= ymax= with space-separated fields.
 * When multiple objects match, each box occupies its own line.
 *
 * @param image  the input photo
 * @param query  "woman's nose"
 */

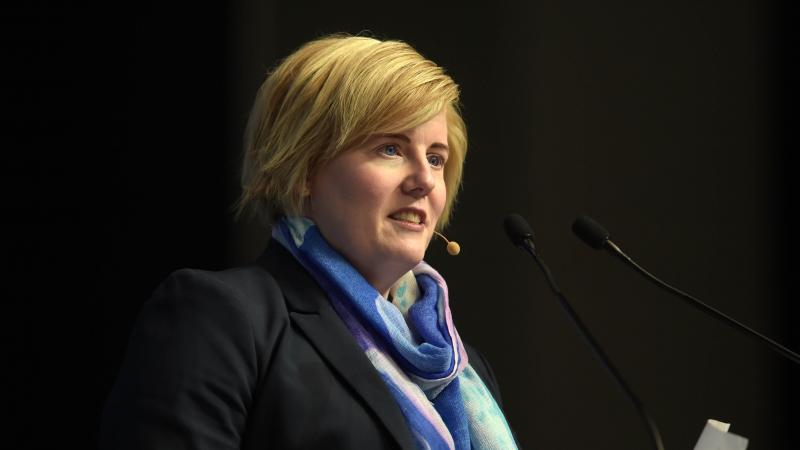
xmin=402 ymin=158 xmax=436 ymax=198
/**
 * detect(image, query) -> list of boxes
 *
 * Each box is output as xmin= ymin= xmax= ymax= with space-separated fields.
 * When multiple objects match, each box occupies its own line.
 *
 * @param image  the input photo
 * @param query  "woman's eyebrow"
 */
xmin=378 ymin=133 xmax=411 ymax=143
xmin=378 ymin=133 xmax=449 ymax=150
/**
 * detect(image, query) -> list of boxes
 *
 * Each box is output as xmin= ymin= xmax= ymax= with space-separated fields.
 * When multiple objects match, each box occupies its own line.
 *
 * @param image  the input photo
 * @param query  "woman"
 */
xmin=101 ymin=34 xmax=518 ymax=450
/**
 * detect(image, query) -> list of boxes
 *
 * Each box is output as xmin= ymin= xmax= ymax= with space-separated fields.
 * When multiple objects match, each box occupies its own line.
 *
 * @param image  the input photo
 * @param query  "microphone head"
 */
xmin=446 ymin=241 xmax=461 ymax=255
xmin=504 ymin=213 xmax=535 ymax=246
xmin=572 ymin=215 xmax=610 ymax=249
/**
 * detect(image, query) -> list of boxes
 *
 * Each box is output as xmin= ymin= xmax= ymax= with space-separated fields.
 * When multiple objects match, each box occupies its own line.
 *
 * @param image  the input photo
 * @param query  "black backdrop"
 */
xmin=5 ymin=1 xmax=797 ymax=448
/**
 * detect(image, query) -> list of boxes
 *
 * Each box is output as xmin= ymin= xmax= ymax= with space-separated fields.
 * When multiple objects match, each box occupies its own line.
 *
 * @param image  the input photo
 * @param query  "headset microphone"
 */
xmin=433 ymin=231 xmax=461 ymax=255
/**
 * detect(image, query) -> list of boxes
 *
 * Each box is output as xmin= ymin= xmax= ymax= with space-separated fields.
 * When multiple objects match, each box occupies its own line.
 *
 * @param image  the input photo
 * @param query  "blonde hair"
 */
xmin=237 ymin=34 xmax=467 ymax=230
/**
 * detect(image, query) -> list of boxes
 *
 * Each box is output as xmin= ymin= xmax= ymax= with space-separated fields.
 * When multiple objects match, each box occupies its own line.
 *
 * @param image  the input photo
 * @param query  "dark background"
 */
xmin=4 ymin=0 xmax=796 ymax=448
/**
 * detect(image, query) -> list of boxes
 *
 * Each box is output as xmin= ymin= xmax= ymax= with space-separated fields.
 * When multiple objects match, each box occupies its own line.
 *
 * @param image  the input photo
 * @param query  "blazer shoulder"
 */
xmin=100 ymin=261 xmax=292 ymax=449
xmin=176 ymin=262 xmax=288 ymax=321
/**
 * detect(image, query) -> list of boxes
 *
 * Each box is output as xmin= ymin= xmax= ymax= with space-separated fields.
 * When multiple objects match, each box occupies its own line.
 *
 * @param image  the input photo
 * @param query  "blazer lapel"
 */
xmin=258 ymin=242 xmax=417 ymax=450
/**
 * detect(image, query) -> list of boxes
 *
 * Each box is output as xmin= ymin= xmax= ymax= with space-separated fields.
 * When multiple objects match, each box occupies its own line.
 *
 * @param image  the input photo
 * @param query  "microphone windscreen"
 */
xmin=572 ymin=215 xmax=610 ymax=249
xmin=504 ymin=213 xmax=535 ymax=246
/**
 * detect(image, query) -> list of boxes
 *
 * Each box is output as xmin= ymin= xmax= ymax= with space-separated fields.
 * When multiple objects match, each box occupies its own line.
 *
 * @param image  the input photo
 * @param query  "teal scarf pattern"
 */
xmin=272 ymin=216 xmax=518 ymax=450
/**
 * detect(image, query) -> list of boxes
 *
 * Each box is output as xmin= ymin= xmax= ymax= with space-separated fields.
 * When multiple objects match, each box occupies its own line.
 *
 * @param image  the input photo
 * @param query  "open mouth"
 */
xmin=389 ymin=209 xmax=425 ymax=225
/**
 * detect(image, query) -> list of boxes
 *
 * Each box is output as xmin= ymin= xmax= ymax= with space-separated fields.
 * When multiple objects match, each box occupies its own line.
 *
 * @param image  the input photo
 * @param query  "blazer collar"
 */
xmin=257 ymin=241 xmax=417 ymax=450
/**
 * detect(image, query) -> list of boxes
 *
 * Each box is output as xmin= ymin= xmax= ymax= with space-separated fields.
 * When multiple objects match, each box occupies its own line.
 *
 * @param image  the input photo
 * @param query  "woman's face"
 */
xmin=307 ymin=110 xmax=449 ymax=295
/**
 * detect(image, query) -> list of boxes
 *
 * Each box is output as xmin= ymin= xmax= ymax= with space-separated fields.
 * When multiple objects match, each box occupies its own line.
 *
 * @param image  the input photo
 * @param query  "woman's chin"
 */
xmin=377 ymin=246 xmax=425 ymax=271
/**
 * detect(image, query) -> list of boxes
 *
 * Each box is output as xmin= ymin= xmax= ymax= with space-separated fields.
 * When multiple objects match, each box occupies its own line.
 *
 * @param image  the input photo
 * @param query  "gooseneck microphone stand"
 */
xmin=505 ymin=213 xmax=665 ymax=450
xmin=572 ymin=214 xmax=800 ymax=366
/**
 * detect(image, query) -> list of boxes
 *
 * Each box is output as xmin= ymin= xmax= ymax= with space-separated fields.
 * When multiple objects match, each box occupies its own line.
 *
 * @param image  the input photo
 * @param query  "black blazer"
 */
xmin=100 ymin=241 xmax=509 ymax=450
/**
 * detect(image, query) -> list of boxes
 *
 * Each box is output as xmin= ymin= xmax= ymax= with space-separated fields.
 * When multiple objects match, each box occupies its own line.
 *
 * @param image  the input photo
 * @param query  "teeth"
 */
xmin=391 ymin=211 xmax=422 ymax=224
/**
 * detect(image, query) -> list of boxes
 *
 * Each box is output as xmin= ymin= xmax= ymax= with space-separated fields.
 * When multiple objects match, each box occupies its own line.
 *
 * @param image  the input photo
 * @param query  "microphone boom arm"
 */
xmin=518 ymin=238 xmax=666 ymax=450
xmin=605 ymin=240 xmax=800 ymax=365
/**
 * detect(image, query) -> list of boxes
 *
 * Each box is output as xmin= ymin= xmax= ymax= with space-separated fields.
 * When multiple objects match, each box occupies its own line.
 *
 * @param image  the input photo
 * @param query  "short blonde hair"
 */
xmin=237 ymin=34 xmax=467 ymax=230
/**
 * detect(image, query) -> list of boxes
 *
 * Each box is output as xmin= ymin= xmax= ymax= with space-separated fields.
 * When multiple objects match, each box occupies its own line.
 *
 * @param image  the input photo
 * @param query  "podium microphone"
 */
xmin=504 ymin=213 xmax=665 ymax=450
xmin=572 ymin=214 xmax=800 ymax=365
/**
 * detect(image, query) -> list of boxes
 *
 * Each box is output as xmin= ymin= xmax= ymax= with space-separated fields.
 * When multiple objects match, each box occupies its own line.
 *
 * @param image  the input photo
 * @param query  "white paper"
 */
xmin=694 ymin=419 xmax=748 ymax=450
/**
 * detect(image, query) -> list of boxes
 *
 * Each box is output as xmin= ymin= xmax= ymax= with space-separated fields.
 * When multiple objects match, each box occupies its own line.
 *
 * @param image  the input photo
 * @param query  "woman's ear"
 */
xmin=300 ymin=181 xmax=313 ymax=217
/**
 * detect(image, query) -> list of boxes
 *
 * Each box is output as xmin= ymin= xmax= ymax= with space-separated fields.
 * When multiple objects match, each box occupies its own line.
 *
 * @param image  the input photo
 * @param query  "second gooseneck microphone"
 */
xmin=572 ymin=215 xmax=800 ymax=365
xmin=504 ymin=213 xmax=665 ymax=450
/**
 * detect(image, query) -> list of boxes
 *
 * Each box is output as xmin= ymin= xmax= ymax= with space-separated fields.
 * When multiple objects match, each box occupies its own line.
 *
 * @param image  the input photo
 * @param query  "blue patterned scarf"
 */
xmin=272 ymin=216 xmax=517 ymax=450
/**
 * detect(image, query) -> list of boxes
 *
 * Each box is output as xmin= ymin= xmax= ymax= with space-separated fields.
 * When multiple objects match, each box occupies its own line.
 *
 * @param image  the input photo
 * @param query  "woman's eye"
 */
xmin=381 ymin=144 xmax=399 ymax=156
xmin=427 ymin=154 xmax=445 ymax=167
